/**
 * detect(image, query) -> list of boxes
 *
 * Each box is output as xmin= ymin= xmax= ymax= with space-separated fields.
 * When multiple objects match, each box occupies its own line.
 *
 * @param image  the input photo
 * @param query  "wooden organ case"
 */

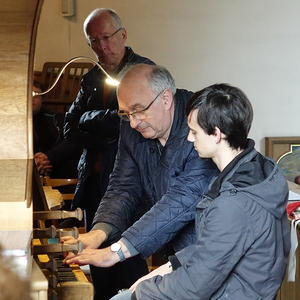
xmin=0 ymin=1 xmax=92 ymax=299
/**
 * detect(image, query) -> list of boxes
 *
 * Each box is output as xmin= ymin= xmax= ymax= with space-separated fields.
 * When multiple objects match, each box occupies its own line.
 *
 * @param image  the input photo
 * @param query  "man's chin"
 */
xmin=97 ymin=59 xmax=116 ymax=72
xmin=138 ymin=128 xmax=155 ymax=139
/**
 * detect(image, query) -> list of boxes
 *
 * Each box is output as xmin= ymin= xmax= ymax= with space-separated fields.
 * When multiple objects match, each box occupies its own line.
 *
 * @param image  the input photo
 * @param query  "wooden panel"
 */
xmin=0 ymin=2 xmax=40 ymax=159
xmin=0 ymin=0 xmax=43 ymax=249
xmin=265 ymin=136 xmax=300 ymax=183
xmin=265 ymin=139 xmax=300 ymax=300
xmin=265 ymin=137 xmax=300 ymax=162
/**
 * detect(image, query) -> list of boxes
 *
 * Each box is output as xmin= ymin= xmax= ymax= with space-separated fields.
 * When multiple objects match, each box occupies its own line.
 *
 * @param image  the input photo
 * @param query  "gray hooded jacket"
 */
xmin=134 ymin=139 xmax=290 ymax=300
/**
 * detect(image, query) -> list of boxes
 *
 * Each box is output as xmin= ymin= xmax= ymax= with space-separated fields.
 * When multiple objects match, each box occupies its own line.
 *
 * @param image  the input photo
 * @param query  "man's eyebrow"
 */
xmin=87 ymin=32 xmax=110 ymax=39
xmin=131 ymin=103 xmax=145 ymax=109
xmin=123 ymin=103 xmax=145 ymax=111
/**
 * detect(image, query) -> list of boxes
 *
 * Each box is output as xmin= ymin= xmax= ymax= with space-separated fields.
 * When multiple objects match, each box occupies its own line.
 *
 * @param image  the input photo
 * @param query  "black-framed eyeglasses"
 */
xmin=87 ymin=27 xmax=123 ymax=47
xmin=118 ymin=89 xmax=165 ymax=121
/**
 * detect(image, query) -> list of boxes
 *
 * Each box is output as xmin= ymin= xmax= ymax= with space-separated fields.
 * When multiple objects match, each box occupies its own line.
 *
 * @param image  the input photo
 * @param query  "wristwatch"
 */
xmin=110 ymin=242 xmax=126 ymax=262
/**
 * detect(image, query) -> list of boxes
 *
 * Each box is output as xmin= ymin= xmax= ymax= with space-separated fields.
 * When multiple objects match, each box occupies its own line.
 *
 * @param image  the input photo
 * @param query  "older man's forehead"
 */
xmin=86 ymin=14 xmax=115 ymax=36
xmin=117 ymin=81 xmax=152 ymax=111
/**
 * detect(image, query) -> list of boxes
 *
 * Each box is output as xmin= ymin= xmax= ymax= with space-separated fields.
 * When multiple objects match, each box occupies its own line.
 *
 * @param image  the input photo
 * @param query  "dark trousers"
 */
xmin=82 ymin=175 xmax=149 ymax=300
xmin=90 ymin=257 xmax=148 ymax=300
xmin=83 ymin=173 xmax=107 ymax=232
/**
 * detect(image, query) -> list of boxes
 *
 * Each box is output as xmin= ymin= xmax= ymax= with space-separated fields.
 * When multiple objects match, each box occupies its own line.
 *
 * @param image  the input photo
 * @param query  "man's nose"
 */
xmin=93 ymin=39 xmax=106 ymax=51
xmin=129 ymin=116 xmax=141 ymax=129
xmin=98 ymin=39 xmax=107 ymax=49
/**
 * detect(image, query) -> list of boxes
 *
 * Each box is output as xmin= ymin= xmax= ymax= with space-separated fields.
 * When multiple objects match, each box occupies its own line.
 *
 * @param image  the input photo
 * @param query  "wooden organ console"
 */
xmin=31 ymin=195 xmax=93 ymax=300
xmin=0 ymin=1 xmax=93 ymax=299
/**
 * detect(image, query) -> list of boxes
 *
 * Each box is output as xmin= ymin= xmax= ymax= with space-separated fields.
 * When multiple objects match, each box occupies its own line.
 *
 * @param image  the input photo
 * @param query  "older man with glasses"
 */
xmin=63 ymin=64 xmax=218 ymax=297
xmin=63 ymin=8 xmax=155 ymax=300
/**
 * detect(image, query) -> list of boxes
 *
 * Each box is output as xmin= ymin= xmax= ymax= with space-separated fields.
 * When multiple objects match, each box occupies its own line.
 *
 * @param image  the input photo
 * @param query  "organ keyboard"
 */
xmin=32 ymin=179 xmax=93 ymax=299
xmin=32 ymin=237 xmax=93 ymax=300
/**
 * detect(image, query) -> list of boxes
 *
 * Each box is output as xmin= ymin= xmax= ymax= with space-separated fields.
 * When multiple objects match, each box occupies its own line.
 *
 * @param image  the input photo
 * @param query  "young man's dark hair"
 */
xmin=186 ymin=83 xmax=253 ymax=149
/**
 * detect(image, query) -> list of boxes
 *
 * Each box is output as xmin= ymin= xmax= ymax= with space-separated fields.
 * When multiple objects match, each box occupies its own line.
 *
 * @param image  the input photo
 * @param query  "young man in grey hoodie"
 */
xmin=112 ymin=83 xmax=290 ymax=300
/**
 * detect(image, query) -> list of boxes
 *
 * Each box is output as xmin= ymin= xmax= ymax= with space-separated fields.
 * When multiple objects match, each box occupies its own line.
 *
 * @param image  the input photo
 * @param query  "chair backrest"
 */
xmin=41 ymin=61 xmax=93 ymax=113
xmin=43 ymin=176 xmax=78 ymax=208
xmin=43 ymin=176 xmax=78 ymax=187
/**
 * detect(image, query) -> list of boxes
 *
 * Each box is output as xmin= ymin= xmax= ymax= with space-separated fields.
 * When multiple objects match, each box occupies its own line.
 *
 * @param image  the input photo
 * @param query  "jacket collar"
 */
xmin=90 ymin=46 xmax=135 ymax=77
xmin=167 ymin=89 xmax=193 ymax=143
xmin=206 ymin=139 xmax=255 ymax=199
xmin=115 ymin=46 xmax=135 ymax=74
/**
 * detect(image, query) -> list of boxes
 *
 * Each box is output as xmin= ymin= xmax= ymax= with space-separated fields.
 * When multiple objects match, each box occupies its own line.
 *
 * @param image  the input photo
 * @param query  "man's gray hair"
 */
xmin=118 ymin=64 xmax=176 ymax=96
xmin=148 ymin=65 xmax=176 ymax=96
xmin=83 ymin=8 xmax=123 ymax=37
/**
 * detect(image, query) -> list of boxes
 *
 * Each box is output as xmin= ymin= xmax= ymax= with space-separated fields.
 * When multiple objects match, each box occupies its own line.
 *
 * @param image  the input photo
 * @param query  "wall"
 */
xmin=35 ymin=0 xmax=300 ymax=153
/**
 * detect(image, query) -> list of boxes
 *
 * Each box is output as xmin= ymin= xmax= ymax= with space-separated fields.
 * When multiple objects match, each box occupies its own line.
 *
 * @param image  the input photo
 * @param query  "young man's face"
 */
xmin=187 ymin=109 xmax=216 ymax=159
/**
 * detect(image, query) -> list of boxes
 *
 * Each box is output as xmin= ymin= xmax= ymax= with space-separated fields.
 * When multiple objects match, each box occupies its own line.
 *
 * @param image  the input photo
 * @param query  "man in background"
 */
xmin=63 ymin=8 xmax=155 ymax=300
xmin=33 ymin=81 xmax=82 ymax=179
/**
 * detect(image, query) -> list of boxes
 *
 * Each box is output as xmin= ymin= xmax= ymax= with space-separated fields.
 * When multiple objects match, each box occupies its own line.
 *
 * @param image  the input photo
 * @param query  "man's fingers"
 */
xmin=34 ymin=152 xmax=44 ymax=158
xmin=65 ymin=256 xmax=90 ymax=266
xmin=64 ymin=252 xmax=91 ymax=266
xmin=64 ymin=251 xmax=76 ymax=260
xmin=60 ymin=236 xmax=77 ymax=244
xmin=129 ymin=281 xmax=138 ymax=292
xmin=39 ymin=161 xmax=52 ymax=168
xmin=64 ymin=248 xmax=115 ymax=268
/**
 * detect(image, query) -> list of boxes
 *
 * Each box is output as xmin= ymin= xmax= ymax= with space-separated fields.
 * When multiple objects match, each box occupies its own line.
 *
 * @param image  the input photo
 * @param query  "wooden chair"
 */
xmin=43 ymin=176 xmax=85 ymax=230
xmin=43 ymin=176 xmax=77 ymax=202
xmin=40 ymin=61 xmax=93 ymax=113
xmin=43 ymin=176 xmax=78 ymax=187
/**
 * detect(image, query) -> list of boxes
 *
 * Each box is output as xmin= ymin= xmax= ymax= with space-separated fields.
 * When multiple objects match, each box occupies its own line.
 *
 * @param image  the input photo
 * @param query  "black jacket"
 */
xmin=33 ymin=109 xmax=82 ymax=178
xmin=64 ymin=47 xmax=155 ymax=208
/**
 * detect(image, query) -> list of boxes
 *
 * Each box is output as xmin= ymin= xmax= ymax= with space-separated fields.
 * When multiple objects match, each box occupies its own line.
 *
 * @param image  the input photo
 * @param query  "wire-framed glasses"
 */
xmin=118 ymin=89 xmax=165 ymax=121
xmin=87 ymin=27 xmax=123 ymax=47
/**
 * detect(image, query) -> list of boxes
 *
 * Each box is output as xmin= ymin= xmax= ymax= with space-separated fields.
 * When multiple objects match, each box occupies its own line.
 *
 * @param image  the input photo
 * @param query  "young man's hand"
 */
xmin=129 ymin=262 xmax=173 ymax=292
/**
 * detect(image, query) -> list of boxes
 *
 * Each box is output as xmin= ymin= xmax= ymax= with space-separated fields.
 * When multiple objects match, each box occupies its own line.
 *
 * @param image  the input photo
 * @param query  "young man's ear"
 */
xmin=213 ymin=127 xmax=225 ymax=144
